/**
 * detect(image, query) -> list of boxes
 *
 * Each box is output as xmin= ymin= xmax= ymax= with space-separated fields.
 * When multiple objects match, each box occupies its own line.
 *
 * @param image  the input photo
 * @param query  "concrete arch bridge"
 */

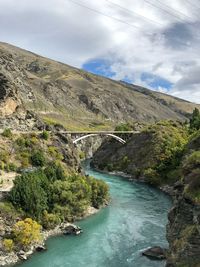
xmin=72 ymin=133 xmax=126 ymax=144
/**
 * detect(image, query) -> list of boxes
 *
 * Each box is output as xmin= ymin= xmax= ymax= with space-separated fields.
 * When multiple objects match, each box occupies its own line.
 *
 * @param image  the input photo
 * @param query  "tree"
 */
xmin=87 ymin=177 xmax=109 ymax=208
xmin=190 ymin=108 xmax=200 ymax=131
xmin=13 ymin=218 xmax=41 ymax=249
xmin=9 ymin=171 xmax=48 ymax=220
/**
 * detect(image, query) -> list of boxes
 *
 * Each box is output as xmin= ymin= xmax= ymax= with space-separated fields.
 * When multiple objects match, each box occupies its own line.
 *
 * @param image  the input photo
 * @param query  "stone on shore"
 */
xmin=142 ymin=246 xmax=167 ymax=260
xmin=36 ymin=245 xmax=47 ymax=252
xmin=63 ymin=224 xmax=82 ymax=235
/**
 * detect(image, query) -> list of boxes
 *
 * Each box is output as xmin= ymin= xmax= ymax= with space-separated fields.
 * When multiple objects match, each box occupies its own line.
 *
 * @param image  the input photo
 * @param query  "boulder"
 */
xmin=36 ymin=245 xmax=46 ymax=252
xmin=142 ymin=246 xmax=167 ymax=260
xmin=63 ymin=224 xmax=82 ymax=235
xmin=17 ymin=251 xmax=27 ymax=261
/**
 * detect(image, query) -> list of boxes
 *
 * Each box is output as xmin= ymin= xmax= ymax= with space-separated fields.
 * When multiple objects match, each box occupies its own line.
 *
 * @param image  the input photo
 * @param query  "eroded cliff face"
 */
xmin=75 ymin=135 xmax=105 ymax=159
xmin=0 ymin=73 xmax=20 ymax=117
xmin=166 ymin=133 xmax=200 ymax=267
xmin=166 ymin=191 xmax=200 ymax=267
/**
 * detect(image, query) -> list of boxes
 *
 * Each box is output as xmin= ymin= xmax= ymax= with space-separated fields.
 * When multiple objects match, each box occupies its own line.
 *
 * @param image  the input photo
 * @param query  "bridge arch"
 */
xmin=73 ymin=133 xmax=126 ymax=144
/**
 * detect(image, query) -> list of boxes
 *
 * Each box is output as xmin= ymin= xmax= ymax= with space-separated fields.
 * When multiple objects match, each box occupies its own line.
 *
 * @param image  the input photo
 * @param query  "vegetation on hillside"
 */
xmin=9 ymin=167 xmax=109 ymax=226
xmin=93 ymin=109 xmax=200 ymax=203
xmin=0 ymin=130 xmax=109 ymax=255
xmin=189 ymin=108 xmax=200 ymax=131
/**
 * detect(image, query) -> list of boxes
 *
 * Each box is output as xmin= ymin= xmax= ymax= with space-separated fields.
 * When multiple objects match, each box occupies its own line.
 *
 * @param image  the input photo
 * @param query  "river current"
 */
xmin=18 ymin=163 xmax=172 ymax=267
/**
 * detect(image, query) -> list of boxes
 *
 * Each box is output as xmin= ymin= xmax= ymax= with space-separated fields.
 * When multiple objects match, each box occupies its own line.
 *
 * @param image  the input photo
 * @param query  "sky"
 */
xmin=0 ymin=0 xmax=200 ymax=103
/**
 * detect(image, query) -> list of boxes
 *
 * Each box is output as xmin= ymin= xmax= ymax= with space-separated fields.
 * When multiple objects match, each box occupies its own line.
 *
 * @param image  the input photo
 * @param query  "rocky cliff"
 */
xmin=91 ymin=124 xmax=200 ymax=267
xmin=166 ymin=132 xmax=200 ymax=267
xmin=0 ymin=42 xmax=199 ymax=131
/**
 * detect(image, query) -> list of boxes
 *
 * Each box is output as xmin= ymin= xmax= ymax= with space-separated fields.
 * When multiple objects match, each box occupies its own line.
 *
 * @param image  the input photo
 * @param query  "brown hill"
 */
xmin=0 ymin=42 xmax=199 ymax=130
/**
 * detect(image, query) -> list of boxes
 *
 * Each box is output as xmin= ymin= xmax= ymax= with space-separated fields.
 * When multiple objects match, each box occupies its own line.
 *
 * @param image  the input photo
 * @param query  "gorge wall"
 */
xmin=91 ymin=122 xmax=200 ymax=267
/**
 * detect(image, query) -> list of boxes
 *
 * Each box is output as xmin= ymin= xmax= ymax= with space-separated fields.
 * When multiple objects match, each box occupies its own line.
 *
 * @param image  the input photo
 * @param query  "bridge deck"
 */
xmin=0 ymin=130 xmax=139 ymax=134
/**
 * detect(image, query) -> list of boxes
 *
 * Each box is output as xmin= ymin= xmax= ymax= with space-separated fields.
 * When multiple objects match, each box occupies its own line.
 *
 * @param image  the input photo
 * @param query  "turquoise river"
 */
xmin=17 ymin=163 xmax=172 ymax=267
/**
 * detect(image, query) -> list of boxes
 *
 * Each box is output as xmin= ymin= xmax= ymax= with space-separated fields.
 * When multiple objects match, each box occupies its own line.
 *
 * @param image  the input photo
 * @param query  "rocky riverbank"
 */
xmin=0 ymin=206 xmax=99 ymax=267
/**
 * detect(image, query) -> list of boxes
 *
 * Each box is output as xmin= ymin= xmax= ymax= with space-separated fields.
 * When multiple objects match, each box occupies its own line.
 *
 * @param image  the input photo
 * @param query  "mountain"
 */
xmin=0 ymin=42 xmax=199 ymax=131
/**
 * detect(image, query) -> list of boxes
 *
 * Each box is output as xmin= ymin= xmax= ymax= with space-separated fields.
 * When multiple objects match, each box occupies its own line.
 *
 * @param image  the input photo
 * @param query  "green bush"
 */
xmin=44 ymin=162 xmax=66 ymax=182
xmin=5 ymin=163 xmax=17 ymax=172
xmin=88 ymin=177 xmax=109 ymax=208
xmin=115 ymin=123 xmax=132 ymax=132
xmin=0 ymin=151 xmax=9 ymax=164
xmin=79 ymin=151 xmax=85 ymax=160
xmin=48 ymin=146 xmax=64 ymax=161
xmin=42 ymin=211 xmax=61 ymax=229
xmin=190 ymin=108 xmax=200 ymax=131
xmin=183 ymin=151 xmax=200 ymax=174
xmin=41 ymin=131 xmax=49 ymax=140
xmin=30 ymin=150 xmax=46 ymax=167
xmin=2 ymin=128 xmax=12 ymax=138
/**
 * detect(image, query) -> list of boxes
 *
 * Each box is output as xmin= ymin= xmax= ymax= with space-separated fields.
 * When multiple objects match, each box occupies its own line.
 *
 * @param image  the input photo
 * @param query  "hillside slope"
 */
xmin=0 ymin=42 xmax=199 ymax=130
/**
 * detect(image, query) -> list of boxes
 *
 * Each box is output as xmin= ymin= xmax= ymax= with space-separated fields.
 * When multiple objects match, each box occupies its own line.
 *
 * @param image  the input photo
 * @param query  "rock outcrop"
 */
xmin=166 ymin=194 xmax=200 ymax=267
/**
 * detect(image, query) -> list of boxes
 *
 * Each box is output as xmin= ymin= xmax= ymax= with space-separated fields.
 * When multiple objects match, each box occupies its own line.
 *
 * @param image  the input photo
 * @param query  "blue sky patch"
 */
xmin=82 ymin=59 xmax=173 ymax=92
xmin=141 ymin=72 xmax=173 ymax=91
xmin=82 ymin=59 xmax=115 ymax=78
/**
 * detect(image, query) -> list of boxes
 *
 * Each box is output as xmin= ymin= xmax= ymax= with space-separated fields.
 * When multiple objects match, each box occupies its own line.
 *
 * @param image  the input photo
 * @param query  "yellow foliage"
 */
xmin=13 ymin=218 xmax=42 ymax=248
xmin=3 ymin=239 xmax=14 ymax=252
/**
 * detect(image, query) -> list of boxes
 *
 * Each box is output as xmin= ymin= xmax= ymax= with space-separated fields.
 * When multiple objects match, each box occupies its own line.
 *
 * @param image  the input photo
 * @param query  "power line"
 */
xmin=184 ymin=0 xmax=200 ymax=10
xmin=183 ymin=0 xmax=200 ymax=14
xmin=66 ymin=0 xmax=153 ymax=36
xmin=66 ymin=0 xmax=196 ymax=49
xmin=154 ymin=0 xmax=195 ymax=22
xmin=104 ymin=0 xmax=164 ymax=27
xmin=144 ymin=0 xmax=190 ymax=23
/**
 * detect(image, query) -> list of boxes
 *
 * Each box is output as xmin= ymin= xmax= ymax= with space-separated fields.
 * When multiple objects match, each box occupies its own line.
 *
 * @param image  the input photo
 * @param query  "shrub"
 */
xmin=115 ymin=123 xmax=132 ymax=132
xmin=44 ymin=162 xmax=66 ymax=182
xmin=5 ymin=163 xmax=17 ymax=172
xmin=183 ymin=151 xmax=200 ymax=174
xmin=190 ymin=108 xmax=200 ymax=131
xmin=30 ymin=150 xmax=46 ymax=167
xmin=3 ymin=239 xmax=14 ymax=252
xmin=41 ymin=131 xmax=49 ymax=140
xmin=79 ymin=151 xmax=85 ymax=160
xmin=2 ymin=128 xmax=12 ymax=138
xmin=0 ymin=161 xmax=5 ymax=170
xmin=0 ymin=151 xmax=9 ymax=164
xmin=15 ymin=137 xmax=26 ymax=147
xmin=87 ymin=176 xmax=109 ymax=208
xmin=42 ymin=211 xmax=61 ymax=230
xmin=48 ymin=146 xmax=64 ymax=161
xmin=13 ymin=218 xmax=42 ymax=249
xmin=0 ymin=202 xmax=22 ymax=220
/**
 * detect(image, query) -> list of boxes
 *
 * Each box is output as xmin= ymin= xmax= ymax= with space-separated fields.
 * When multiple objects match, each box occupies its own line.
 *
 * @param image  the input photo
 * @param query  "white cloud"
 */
xmin=0 ymin=0 xmax=200 ymax=103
